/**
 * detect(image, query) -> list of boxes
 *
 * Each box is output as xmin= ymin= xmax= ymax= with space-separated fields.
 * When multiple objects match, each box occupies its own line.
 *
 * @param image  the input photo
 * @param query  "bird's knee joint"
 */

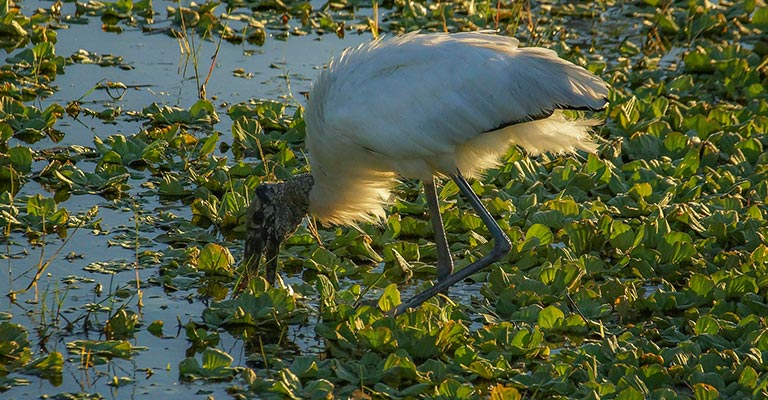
xmin=494 ymin=237 xmax=512 ymax=257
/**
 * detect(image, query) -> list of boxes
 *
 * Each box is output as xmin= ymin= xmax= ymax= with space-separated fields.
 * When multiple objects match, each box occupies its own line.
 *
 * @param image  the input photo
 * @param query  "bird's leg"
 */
xmin=394 ymin=172 xmax=512 ymax=315
xmin=424 ymin=177 xmax=454 ymax=282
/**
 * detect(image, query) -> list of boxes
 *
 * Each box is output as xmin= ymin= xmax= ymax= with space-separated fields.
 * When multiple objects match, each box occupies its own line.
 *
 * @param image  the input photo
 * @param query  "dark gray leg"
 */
xmin=394 ymin=172 xmax=511 ymax=315
xmin=424 ymin=177 xmax=454 ymax=282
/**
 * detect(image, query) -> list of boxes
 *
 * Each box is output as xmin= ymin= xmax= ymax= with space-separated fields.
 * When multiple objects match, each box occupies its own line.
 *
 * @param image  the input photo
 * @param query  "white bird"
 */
xmin=244 ymin=31 xmax=609 ymax=315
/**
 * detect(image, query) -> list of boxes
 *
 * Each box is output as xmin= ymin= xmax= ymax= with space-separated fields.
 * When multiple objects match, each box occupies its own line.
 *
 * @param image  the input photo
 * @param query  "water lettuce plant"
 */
xmin=2 ymin=0 xmax=768 ymax=398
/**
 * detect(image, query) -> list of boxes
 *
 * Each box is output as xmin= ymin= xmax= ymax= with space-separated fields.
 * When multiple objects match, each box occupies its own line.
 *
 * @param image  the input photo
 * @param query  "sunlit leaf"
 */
xmin=378 ymin=284 xmax=401 ymax=313
xmin=198 ymin=243 xmax=235 ymax=277
xmin=538 ymin=305 xmax=564 ymax=330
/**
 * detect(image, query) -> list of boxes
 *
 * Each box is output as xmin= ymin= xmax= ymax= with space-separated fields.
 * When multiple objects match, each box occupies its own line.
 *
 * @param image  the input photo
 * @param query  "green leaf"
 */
xmin=360 ymin=326 xmax=394 ymax=352
xmin=178 ymin=348 xmax=236 ymax=381
xmin=564 ymin=221 xmax=598 ymax=255
xmin=202 ymin=348 xmax=233 ymax=370
xmin=66 ymin=340 xmax=137 ymax=361
xmin=23 ymin=351 xmax=63 ymax=385
xmin=657 ymin=11 xmax=679 ymax=33
xmin=650 ymin=96 xmax=669 ymax=117
xmin=628 ymin=182 xmax=652 ymax=199
xmin=0 ymin=123 xmax=12 ymax=141
xmin=694 ymin=315 xmax=719 ymax=335
xmin=190 ymin=99 xmax=217 ymax=120
xmin=522 ymin=223 xmax=553 ymax=251
xmin=378 ymin=284 xmax=401 ymax=313
xmin=615 ymin=386 xmax=644 ymax=400
xmin=8 ymin=146 xmax=32 ymax=173
xmin=303 ymin=379 xmax=334 ymax=399
xmin=609 ymin=220 xmax=635 ymax=251
xmin=315 ymin=274 xmax=336 ymax=308
xmin=199 ymin=132 xmax=219 ymax=157
xmin=752 ymin=6 xmax=768 ymax=29
xmin=538 ymin=306 xmax=564 ymax=330
xmin=736 ymin=137 xmax=763 ymax=164
xmin=467 ymin=359 xmax=495 ymax=379
xmin=659 ymin=231 xmax=696 ymax=263
xmin=105 ymin=309 xmax=139 ymax=340
xmin=232 ymin=116 xmax=261 ymax=143
xmin=436 ymin=378 xmax=475 ymax=398
xmin=383 ymin=241 xmax=420 ymax=262
xmin=545 ymin=198 xmax=580 ymax=217
xmin=689 ymin=274 xmax=714 ymax=297
xmin=684 ymin=49 xmax=713 ymax=73
xmin=439 ymin=180 xmax=460 ymax=199
xmin=725 ymin=275 xmax=758 ymax=298
xmin=0 ymin=322 xmax=32 ymax=370
xmin=738 ymin=365 xmax=759 ymax=389
xmin=289 ymin=356 xmax=319 ymax=379
xmin=490 ymin=385 xmax=521 ymax=400
xmin=202 ymin=290 xmax=301 ymax=328
xmin=147 ymin=320 xmax=164 ymax=336
xmin=383 ymin=350 xmax=420 ymax=381
xmin=198 ymin=243 xmax=235 ymax=277
xmin=692 ymin=383 xmax=719 ymax=400
xmin=674 ymin=150 xmax=700 ymax=178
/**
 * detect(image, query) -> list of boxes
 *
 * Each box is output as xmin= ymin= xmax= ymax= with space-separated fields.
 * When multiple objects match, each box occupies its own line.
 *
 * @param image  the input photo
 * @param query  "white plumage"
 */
xmin=305 ymin=31 xmax=608 ymax=226
xmin=244 ymin=31 xmax=608 ymax=313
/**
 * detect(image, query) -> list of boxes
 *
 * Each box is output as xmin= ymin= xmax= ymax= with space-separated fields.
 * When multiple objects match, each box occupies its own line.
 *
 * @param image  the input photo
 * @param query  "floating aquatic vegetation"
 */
xmin=2 ymin=0 xmax=768 ymax=398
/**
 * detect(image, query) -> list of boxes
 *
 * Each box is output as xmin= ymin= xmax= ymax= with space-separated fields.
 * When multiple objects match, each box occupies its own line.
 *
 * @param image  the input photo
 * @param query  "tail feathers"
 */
xmin=503 ymin=113 xmax=600 ymax=155
xmin=456 ymin=112 xmax=600 ymax=176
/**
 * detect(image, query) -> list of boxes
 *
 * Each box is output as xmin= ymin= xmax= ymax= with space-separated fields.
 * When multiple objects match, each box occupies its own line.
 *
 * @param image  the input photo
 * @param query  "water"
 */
xmin=43 ymin=1 xmax=369 ymax=146
xmin=1 ymin=2 xmax=371 ymax=396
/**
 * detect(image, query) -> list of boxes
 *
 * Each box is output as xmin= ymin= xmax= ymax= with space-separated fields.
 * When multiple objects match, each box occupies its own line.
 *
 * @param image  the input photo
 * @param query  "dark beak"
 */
xmin=243 ymin=234 xmax=265 ymax=283
xmin=243 ymin=234 xmax=282 ymax=286
xmin=264 ymin=238 xmax=281 ymax=284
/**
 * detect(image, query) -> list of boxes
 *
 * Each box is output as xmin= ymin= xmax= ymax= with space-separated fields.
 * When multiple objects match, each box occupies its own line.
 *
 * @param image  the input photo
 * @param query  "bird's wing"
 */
xmin=314 ymin=32 xmax=608 ymax=159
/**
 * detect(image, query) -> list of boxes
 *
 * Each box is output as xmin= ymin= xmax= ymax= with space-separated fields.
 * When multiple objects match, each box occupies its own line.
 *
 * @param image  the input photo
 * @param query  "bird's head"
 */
xmin=244 ymin=173 xmax=314 ymax=283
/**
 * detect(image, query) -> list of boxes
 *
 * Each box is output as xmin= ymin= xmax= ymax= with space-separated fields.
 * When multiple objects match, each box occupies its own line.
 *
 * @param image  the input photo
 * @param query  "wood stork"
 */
xmin=244 ymin=31 xmax=609 ymax=315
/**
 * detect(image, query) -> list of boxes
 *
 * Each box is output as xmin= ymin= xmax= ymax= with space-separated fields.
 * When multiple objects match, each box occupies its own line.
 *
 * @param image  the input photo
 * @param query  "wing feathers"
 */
xmin=305 ymin=32 xmax=609 ymax=224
